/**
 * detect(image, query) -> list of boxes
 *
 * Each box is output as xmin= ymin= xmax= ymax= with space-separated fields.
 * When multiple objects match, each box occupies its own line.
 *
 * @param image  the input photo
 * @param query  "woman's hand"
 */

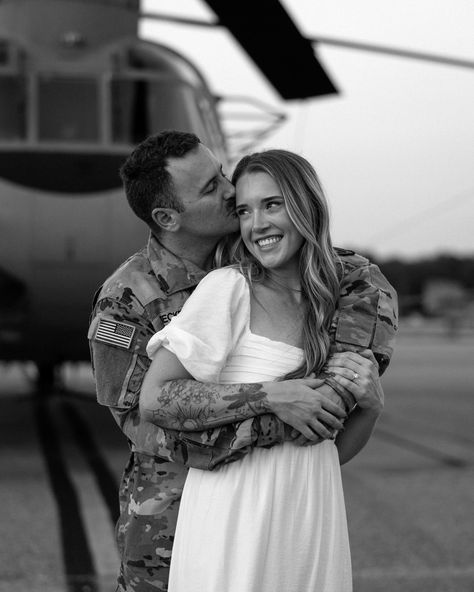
xmin=266 ymin=376 xmax=348 ymax=443
xmin=277 ymin=373 xmax=347 ymax=446
xmin=324 ymin=349 xmax=384 ymax=416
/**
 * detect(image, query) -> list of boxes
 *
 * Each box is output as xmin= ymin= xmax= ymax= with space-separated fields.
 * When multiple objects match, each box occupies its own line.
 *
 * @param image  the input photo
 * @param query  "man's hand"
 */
xmin=263 ymin=378 xmax=348 ymax=442
xmin=325 ymin=350 xmax=384 ymax=416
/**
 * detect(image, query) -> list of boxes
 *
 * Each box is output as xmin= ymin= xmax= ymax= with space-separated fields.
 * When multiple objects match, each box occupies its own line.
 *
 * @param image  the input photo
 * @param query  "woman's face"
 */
xmin=235 ymin=171 xmax=304 ymax=272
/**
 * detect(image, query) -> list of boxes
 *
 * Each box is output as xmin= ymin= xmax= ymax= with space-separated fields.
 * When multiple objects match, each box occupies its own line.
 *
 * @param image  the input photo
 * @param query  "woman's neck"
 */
xmin=264 ymin=269 xmax=302 ymax=295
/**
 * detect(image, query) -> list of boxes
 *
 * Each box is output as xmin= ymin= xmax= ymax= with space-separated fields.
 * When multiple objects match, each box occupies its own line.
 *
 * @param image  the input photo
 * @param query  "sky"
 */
xmin=140 ymin=0 xmax=474 ymax=261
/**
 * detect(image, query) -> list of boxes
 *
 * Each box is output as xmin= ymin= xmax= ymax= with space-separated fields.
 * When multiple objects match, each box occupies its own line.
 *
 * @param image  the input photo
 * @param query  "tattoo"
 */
xmin=222 ymin=384 xmax=267 ymax=413
xmin=149 ymin=380 xmax=267 ymax=431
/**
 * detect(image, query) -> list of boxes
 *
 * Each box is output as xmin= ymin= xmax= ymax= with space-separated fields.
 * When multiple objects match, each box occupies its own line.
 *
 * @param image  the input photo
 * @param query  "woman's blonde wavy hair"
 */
xmin=222 ymin=149 xmax=341 ymax=379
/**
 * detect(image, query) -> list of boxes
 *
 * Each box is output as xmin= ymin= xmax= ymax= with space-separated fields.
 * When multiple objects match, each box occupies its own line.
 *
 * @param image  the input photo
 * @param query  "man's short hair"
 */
xmin=119 ymin=130 xmax=201 ymax=228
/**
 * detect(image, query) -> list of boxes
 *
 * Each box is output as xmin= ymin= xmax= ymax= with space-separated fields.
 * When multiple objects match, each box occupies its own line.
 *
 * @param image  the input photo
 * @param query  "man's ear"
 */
xmin=151 ymin=208 xmax=181 ymax=232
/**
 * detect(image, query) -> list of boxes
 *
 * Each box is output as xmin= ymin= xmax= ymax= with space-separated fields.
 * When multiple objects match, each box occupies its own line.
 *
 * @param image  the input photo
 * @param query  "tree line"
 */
xmin=360 ymin=252 xmax=474 ymax=316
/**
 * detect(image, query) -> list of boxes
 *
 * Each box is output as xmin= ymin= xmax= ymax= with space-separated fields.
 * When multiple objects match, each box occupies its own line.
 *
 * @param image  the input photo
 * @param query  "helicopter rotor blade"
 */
xmin=199 ymin=0 xmax=338 ymax=100
xmin=310 ymin=35 xmax=474 ymax=70
xmin=140 ymin=3 xmax=473 ymax=101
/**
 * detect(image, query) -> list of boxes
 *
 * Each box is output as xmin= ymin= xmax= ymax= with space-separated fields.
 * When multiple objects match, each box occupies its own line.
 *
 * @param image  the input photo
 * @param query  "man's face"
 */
xmin=167 ymin=144 xmax=238 ymax=240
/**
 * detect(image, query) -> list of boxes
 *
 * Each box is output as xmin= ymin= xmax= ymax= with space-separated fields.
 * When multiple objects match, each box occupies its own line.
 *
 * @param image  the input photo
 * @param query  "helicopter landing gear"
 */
xmin=36 ymin=362 xmax=60 ymax=392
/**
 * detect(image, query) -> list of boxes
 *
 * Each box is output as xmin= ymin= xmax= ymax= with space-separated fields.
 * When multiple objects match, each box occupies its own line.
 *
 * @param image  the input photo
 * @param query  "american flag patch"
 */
xmin=95 ymin=319 xmax=136 ymax=349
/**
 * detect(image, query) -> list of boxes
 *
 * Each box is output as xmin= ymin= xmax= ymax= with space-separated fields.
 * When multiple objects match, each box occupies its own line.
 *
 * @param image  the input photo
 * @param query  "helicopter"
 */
xmin=1 ymin=0 xmax=470 ymax=385
xmin=0 ymin=0 xmax=338 ymax=384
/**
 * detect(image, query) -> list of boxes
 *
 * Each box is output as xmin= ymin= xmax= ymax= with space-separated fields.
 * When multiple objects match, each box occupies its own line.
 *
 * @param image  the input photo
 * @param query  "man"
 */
xmin=88 ymin=131 xmax=397 ymax=591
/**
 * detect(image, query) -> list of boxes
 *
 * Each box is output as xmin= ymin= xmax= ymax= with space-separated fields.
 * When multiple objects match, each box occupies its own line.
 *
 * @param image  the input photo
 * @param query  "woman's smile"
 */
xmin=235 ymin=171 xmax=304 ymax=271
xmin=255 ymin=235 xmax=283 ymax=249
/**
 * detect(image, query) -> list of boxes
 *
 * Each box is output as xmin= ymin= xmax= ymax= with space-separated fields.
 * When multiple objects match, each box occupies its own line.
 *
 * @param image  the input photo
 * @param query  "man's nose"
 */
xmin=223 ymin=178 xmax=235 ymax=200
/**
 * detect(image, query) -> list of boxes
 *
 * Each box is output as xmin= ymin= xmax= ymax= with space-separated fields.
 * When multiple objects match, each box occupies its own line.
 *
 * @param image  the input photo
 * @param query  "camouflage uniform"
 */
xmin=332 ymin=248 xmax=397 ymax=374
xmin=88 ymin=236 xmax=397 ymax=592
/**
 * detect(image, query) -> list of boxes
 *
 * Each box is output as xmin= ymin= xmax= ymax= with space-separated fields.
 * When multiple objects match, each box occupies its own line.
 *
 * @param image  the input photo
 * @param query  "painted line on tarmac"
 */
xmin=384 ymin=410 xmax=474 ymax=449
xmin=354 ymin=564 xmax=474 ymax=580
xmin=374 ymin=426 xmax=468 ymax=467
xmin=61 ymin=400 xmax=120 ymax=526
xmin=60 ymin=400 xmax=121 ymax=585
xmin=35 ymin=398 xmax=98 ymax=592
xmin=57 ymin=404 xmax=119 ymax=586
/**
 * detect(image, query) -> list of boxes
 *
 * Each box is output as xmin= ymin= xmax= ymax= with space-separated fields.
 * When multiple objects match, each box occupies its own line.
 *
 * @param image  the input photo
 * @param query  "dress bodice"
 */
xmin=220 ymin=328 xmax=304 ymax=383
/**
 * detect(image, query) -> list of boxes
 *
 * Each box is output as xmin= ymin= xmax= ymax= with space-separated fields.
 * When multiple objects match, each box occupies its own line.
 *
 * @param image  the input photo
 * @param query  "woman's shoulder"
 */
xmin=201 ymin=266 xmax=247 ymax=288
xmin=181 ymin=266 xmax=249 ymax=316
xmin=193 ymin=267 xmax=249 ymax=321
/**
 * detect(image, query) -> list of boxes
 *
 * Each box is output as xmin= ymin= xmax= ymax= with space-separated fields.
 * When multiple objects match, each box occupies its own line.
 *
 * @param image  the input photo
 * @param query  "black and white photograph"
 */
xmin=0 ymin=1 xmax=473 ymax=591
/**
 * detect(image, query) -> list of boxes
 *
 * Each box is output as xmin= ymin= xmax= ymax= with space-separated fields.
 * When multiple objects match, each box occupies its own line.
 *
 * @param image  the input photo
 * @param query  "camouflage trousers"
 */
xmin=115 ymin=453 xmax=185 ymax=592
xmin=116 ymin=561 xmax=170 ymax=592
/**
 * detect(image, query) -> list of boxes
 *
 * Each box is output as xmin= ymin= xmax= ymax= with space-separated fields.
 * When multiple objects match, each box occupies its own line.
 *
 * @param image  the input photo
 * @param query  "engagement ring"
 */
xmin=352 ymin=372 xmax=359 ymax=380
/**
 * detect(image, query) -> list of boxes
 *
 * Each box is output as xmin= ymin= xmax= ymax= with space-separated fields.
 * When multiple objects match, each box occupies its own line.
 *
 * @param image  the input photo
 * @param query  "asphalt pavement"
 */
xmin=0 ymin=328 xmax=473 ymax=592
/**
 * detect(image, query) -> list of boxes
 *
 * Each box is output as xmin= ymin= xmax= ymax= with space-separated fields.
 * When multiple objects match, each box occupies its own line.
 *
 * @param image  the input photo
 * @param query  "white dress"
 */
xmin=147 ymin=267 xmax=352 ymax=592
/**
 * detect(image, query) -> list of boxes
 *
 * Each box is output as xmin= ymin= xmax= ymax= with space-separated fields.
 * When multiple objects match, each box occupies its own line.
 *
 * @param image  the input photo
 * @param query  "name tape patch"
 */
xmin=95 ymin=318 xmax=136 ymax=349
xmin=159 ymin=309 xmax=182 ymax=326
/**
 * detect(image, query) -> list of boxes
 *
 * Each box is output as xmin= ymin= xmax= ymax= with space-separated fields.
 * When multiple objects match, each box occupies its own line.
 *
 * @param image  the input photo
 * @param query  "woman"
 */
xmin=140 ymin=150 xmax=384 ymax=591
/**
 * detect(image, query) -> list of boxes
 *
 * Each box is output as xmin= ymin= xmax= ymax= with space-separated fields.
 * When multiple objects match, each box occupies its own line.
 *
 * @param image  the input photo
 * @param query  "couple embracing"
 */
xmin=89 ymin=130 xmax=397 ymax=592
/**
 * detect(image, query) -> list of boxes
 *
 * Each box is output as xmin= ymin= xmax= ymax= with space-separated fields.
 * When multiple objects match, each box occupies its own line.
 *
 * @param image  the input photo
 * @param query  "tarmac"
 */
xmin=0 ymin=325 xmax=473 ymax=592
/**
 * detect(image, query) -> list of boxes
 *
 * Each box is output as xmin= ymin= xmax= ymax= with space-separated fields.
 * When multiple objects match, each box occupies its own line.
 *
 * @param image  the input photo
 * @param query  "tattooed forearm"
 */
xmin=144 ymin=379 xmax=269 ymax=431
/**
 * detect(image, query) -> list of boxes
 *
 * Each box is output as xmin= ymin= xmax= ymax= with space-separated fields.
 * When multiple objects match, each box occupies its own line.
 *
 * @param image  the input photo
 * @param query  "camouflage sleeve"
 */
xmin=89 ymin=295 xmax=286 ymax=469
xmin=128 ymin=413 xmax=286 ymax=470
xmin=88 ymin=294 xmax=193 ymax=463
xmin=166 ymin=414 xmax=286 ymax=470
xmin=330 ymin=250 xmax=398 ymax=375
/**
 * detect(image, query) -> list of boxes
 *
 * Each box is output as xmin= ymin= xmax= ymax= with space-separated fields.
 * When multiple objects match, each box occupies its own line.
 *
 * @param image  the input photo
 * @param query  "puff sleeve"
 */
xmin=146 ymin=267 xmax=249 ymax=382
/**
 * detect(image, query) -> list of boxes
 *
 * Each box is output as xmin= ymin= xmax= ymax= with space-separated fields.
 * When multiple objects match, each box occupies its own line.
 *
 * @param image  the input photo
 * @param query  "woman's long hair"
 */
xmin=229 ymin=149 xmax=341 ymax=379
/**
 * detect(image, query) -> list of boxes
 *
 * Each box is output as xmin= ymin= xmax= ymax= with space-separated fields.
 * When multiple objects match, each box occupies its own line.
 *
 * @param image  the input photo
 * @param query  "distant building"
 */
xmin=422 ymin=279 xmax=473 ymax=334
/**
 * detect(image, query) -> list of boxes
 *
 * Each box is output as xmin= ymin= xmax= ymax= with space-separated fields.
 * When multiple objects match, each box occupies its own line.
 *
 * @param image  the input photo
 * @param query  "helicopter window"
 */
xmin=110 ymin=77 xmax=202 ymax=144
xmin=0 ymin=76 xmax=26 ymax=139
xmin=38 ymin=76 xmax=98 ymax=141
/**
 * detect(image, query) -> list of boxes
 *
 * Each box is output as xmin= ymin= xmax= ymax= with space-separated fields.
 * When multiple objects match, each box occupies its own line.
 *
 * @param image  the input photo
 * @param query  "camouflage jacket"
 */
xmin=88 ymin=235 xmax=397 ymax=591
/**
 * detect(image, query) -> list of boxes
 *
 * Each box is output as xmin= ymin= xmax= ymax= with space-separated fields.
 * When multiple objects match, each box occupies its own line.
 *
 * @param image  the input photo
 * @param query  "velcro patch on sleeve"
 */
xmin=95 ymin=318 xmax=136 ymax=349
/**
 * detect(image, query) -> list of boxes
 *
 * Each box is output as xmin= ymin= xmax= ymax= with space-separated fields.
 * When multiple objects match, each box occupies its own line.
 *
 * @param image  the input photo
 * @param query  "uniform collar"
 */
xmin=147 ymin=233 xmax=208 ymax=295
